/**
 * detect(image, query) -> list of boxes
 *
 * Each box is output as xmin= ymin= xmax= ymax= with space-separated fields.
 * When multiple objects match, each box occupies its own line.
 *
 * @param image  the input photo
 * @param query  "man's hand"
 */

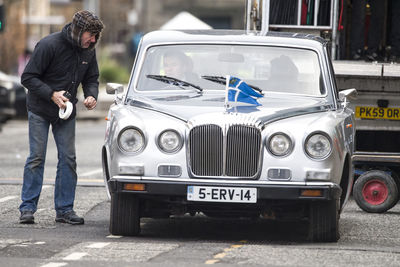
xmin=51 ymin=90 xmax=68 ymax=109
xmin=84 ymin=96 xmax=97 ymax=110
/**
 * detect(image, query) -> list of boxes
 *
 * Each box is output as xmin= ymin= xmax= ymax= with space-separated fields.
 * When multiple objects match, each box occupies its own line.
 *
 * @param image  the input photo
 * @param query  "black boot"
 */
xmin=55 ymin=210 xmax=84 ymax=225
xmin=19 ymin=210 xmax=35 ymax=224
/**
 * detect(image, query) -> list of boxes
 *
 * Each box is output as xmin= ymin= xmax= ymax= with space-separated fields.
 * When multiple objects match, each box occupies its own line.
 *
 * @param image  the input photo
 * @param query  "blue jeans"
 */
xmin=20 ymin=111 xmax=77 ymax=216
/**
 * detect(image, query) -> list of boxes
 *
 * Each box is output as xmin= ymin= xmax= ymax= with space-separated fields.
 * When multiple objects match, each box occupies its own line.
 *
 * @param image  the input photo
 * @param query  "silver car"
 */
xmin=102 ymin=30 xmax=356 ymax=242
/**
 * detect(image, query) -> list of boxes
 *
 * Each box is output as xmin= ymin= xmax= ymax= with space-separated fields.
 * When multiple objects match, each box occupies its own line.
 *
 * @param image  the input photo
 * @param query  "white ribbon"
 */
xmin=59 ymin=101 xmax=73 ymax=120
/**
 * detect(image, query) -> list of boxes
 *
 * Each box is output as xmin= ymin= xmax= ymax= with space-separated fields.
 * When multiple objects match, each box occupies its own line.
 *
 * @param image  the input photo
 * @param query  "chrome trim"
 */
xmin=186 ymin=121 xmax=263 ymax=179
xmin=110 ymin=175 xmax=338 ymax=187
xmin=352 ymin=152 xmax=400 ymax=163
xmin=222 ymin=124 xmax=227 ymax=177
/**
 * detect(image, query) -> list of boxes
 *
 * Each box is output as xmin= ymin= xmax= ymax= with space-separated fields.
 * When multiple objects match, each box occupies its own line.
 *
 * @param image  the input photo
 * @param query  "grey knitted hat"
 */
xmin=70 ymin=10 xmax=104 ymax=49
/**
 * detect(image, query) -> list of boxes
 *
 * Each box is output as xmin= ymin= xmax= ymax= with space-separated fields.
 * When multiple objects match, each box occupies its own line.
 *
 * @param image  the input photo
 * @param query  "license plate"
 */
xmin=187 ymin=186 xmax=257 ymax=203
xmin=355 ymin=106 xmax=400 ymax=120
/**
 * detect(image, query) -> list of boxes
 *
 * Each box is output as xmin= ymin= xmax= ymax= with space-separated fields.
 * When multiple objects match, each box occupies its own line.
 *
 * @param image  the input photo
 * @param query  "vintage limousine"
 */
xmin=102 ymin=30 xmax=356 ymax=242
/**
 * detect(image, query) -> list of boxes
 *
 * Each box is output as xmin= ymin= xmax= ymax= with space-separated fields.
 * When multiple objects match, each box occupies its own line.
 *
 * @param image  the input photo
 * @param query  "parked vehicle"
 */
xmin=102 ymin=29 xmax=356 ymax=242
xmin=0 ymin=71 xmax=26 ymax=124
xmin=335 ymin=61 xmax=400 ymax=213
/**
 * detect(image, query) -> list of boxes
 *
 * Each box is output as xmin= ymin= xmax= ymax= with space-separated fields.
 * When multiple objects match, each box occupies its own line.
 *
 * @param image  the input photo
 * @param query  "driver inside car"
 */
xmin=163 ymin=50 xmax=198 ymax=82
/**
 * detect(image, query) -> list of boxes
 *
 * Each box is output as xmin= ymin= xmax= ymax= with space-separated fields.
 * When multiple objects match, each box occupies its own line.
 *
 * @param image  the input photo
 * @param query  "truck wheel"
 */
xmin=109 ymin=193 xmax=141 ymax=236
xmin=308 ymin=200 xmax=340 ymax=242
xmin=353 ymin=170 xmax=398 ymax=213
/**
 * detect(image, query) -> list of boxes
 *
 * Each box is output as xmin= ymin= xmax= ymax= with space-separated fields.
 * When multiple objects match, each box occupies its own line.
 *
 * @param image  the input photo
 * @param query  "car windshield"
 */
xmin=135 ymin=44 xmax=325 ymax=96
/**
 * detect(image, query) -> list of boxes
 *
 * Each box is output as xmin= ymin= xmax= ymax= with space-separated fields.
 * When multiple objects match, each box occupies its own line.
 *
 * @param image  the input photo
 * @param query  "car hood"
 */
xmin=127 ymin=92 xmax=333 ymax=125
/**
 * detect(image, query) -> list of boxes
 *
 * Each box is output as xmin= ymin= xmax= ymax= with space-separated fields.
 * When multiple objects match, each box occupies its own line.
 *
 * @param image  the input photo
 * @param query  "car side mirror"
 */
xmin=106 ymin=83 xmax=124 ymax=94
xmin=339 ymin=88 xmax=357 ymax=108
xmin=106 ymin=83 xmax=124 ymax=104
xmin=339 ymin=88 xmax=357 ymax=101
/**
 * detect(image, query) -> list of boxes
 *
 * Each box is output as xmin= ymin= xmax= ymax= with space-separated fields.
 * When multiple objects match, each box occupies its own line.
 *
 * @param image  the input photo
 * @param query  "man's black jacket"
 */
xmin=21 ymin=23 xmax=99 ymax=122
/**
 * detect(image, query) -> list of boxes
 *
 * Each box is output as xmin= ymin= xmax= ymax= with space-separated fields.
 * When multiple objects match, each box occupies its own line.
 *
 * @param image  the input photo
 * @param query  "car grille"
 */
xmin=189 ymin=124 xmax=262 ymax=178
xmin=189 ymin=124 xmax=223 ymax=176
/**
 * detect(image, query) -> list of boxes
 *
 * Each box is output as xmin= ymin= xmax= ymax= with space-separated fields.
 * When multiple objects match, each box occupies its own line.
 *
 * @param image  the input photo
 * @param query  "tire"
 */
xmin=109 ymin=193 xmax=141 ymax=236
xmin=308 ymin=200 xmax=340 ymax=242
xmin=101 ymin=148 xmax=112 ymax=199
xmin=390 ymin=171 xmax=400 ymax=203
xmin=353 ymin=170 xmax=398 ymax=213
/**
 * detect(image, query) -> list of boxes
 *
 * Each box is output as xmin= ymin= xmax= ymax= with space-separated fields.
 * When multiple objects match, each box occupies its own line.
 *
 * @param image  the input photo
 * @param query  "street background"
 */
xmin=1 ymin=0 xmax=400 ymax=266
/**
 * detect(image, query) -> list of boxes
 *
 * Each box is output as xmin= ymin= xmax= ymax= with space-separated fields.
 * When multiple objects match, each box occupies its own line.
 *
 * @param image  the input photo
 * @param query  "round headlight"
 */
xmin=305 ymin=133 xmax=332 ymax=159
xmin=118 ymin=127 xmax=145 ymax=153
xmin=158 ymin=130 xmax=182 ymax=153
xmin=268 ymin=133 xmax=292 ymax=156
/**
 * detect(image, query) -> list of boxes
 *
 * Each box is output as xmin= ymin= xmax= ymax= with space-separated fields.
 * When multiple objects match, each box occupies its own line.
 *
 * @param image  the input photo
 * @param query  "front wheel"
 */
xmin=109 ymin=193 xmax=141 ymax=236
xmin=353 ymin=170 xmax=398 ymax=213
xmin=308 ymin=200 xmax=340 ymax=242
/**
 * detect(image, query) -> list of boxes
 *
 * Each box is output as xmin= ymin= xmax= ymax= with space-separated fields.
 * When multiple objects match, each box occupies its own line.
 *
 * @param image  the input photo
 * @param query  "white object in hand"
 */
xmin=59 ymin=101 xmax=73 ymax=120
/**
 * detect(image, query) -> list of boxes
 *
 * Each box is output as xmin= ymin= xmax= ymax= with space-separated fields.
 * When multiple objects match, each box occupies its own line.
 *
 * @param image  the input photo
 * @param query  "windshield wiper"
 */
xmin=201 ymin=75 xmax=226 ymax=85
xmin=201 ymin=75 xmax=263 ymax=94
xmin=147 ymin=75 xmax=203 ymax=92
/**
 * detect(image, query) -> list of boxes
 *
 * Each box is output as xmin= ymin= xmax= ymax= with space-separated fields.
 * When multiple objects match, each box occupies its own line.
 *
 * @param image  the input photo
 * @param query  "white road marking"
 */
xmin=85 ymin=242 xmax=110 ymax=249
xmin=0 ymin=196 xmax=18 ymax=203
xmin=76 ymin=178 xmax=104 ymax=184
xmin=12 ymin=241 xmax=46 ymax=247
xmin=63 ymin=252 xmax=88 ymax=261
xmin=80 ymin=169 xmax=102 ymax=177
xmin=41 ymin=262 xmax=68 ymax=267
xmin=205 ymin=259 xmax=219 ymax=264
xmin=43 ymin=185 xmax=52 ymax=189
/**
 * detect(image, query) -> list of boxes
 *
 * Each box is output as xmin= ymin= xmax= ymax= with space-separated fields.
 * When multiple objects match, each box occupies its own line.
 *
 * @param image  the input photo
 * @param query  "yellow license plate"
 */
xmin=355 ymin=106 xmax=400 ymax=120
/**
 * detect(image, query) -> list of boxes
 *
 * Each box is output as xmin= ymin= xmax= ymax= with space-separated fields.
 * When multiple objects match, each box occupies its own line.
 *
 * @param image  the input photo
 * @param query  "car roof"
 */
xmin=140 ymin=30 xmax=328 ymax=50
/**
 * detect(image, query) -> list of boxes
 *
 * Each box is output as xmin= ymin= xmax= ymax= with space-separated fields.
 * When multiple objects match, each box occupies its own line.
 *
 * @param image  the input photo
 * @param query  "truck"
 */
xmin=335 ymin=61 xmax=400 ymax=213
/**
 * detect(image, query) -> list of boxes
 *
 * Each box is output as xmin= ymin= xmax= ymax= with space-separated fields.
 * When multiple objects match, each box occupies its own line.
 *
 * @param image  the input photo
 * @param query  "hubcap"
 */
xmin=362 ymin=179 xmax=388 ymax=205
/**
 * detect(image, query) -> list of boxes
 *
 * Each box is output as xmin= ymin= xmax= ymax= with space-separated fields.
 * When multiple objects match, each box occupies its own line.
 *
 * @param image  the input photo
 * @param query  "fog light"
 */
xmin=123 ymin=183 xmax=146 ymax=191
xmin=119 ymin=164 xmax=144 ymax=176
xmin=158 ymin=165 xmax=182 ymax=177
xmin=301 ymin=189 xmax=323 ymax=197
xmin=267 ymin=168 xmax=291 ymax=180
xmin=306 ymin=170 xmax=330 ymax=181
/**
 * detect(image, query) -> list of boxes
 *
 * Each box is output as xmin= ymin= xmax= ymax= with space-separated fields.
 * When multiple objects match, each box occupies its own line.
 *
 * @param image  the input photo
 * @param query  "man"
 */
xmin=19 ymin=10 xmax=104 ymax=225
xmin=162 ymin=50 xmax=201 ymax=90
xmin=163 ymin=50 xmax=191 ymax=79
